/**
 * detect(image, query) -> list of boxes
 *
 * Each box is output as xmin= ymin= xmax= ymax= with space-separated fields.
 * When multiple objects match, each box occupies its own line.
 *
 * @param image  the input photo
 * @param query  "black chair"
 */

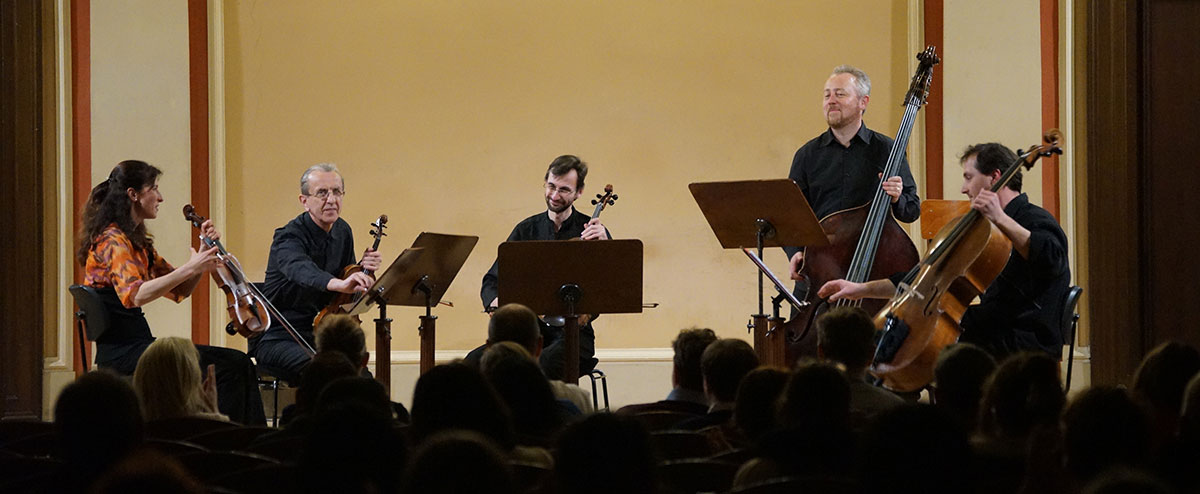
xmin=0 ymin=432 xmax=57 ymax=458
xmin=509 ymin=460 xmax=552 ymax=494
xmin=210 ymin=463 xmax=299 ymax=494
xmin=630 ymin=410 xmax=698 ymax=432
xmin=657 ymin=458 xmax=739 ymax=494
xmin=175 ymin=450 xmax=279 ymax=483
xmin=185 ymin=426 xmax=275 ymax=452
xmin=649 ymin=430 xmax=714 ymax=461
xmin=145 ymin=438 xmax=211 ymax=456
xmin=68 ymin=284 xmax=110 ymax=372
xmin=145 ymin=416 xmax=240 ymax=441
xmin=586 ymin=368 xmax=610 ymax=411
xmin=0 ymin=420 xmax=53 ymax=445
xmin=1061 ymin=285 xmax=1083 ymax=391
xmin=242 ymin=433 xmax=304 ymax=463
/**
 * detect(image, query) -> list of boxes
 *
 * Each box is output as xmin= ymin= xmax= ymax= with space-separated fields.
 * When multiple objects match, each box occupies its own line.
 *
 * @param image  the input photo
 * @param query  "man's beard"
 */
xmin=546 ymin=197 xmax=571 ymax=214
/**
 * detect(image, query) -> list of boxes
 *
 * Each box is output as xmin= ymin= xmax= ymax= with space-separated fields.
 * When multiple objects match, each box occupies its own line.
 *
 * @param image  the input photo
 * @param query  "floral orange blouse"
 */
xmin=84 ymin=224 xmax=183 ymax=308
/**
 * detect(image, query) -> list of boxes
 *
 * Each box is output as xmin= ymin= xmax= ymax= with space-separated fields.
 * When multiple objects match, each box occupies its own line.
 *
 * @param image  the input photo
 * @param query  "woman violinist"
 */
xmin=78 ymin=160 xmax=266 ymax=425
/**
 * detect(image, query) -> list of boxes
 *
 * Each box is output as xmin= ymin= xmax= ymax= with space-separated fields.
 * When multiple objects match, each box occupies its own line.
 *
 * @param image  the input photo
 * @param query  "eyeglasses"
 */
xmin=307 ymin=188 xmax=345 ymax=200
xmin=545 ymin=183 xmax=575 ymax=196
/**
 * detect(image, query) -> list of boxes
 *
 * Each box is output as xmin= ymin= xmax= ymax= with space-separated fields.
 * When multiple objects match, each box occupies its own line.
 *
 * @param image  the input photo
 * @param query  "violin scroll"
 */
xmin=1019 ymin=129 xmax=1064 ymax=169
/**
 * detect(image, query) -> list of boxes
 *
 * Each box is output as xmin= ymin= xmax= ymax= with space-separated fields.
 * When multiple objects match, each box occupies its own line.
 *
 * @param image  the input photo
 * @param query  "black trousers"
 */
xmin=97 ymin=341 xmax=267 ymax=426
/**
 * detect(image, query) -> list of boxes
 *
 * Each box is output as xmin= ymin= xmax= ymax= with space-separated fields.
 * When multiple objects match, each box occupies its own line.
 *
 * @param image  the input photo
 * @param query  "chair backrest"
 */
xmin=145 ymin=416 xmax=240 ymax=441
xmin=657 ymin=458 xmax=739 ymax=494
xmin=630 ymin=410 xmax=699 ymax=432
xmin=175 ymin=450 xmax=279 ymax=482
xmin=1060 ymin=285 xmax=1083 ymax=341
xmin=0 ymin=420 xmax=53 ymax=445
xmin=649 ymin=430 xmax=714 ymax=461
xmin=185 ymin=426 xmax=275 ymax=452
xmin=69 ymin=284 xmax=110 ymax=341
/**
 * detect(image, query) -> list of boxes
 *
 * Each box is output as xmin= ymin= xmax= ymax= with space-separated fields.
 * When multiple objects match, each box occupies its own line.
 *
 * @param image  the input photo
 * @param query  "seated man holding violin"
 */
xmin=472 ymin=155 xmax=611 ymax=380
xmin=818 ymin=143 xmax=1070 ymax=360
xmin=249 ymin=163 xmax=382 ymax=383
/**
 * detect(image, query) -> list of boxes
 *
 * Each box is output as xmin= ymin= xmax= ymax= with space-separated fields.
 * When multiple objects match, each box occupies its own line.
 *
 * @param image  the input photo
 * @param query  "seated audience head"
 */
xmin=315 ymin=314 xmax=369 ymax=369
xmin=816 ymin=306 xmax=876 ymax=376
xmin=1063 ymin=386 xmax=1150 ymax=484
xmin=977 ymin=352 xmax=1064 ymax=441
xmin=410 ymin=362 xmax=515 ymax=449
xmin=403 ymin=430 xmax=516 ymax=494
xmin=672 ymin=327 xmax=718 ymax=391
xmin=54 ymin=370 xmax=144 ymax=486
xmin=733 ymin=366 xmax=790 ymax=441
xmin=1182 ymin=372 xmax=1200 ymax=441
xmin=295 ymin=351 xmax=360 ymax=419
xmin=556 ymin=413 xmax=656 ymax=494
xmin=700 ymin=338 xmax=760 ymax=406
xmin=1131 ymin=341 xmax=1200 ymax=439
xmin=933 ymin=343 xmax=997 ymax=428
xmin=488 ymin=303 xmax=542 ymax=355
xmin=778 ymin=359 xmax=851 ymax=431
xmin=859 ymin=404 xmax=972 ymax=493
xmin=132 ymin=337 xmax=216 ymax=421
xmin=482 ymin=341 xmax=563 ymax=441
xmin=302 ymin=377 xmax=408 ymax=494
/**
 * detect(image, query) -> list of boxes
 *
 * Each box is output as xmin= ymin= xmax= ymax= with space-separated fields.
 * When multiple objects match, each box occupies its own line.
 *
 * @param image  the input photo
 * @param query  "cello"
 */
xmin=870 ymin=130 xmax=1063 ymax=391
xmin=313 ymin=214 xmax=388 ymax=328
xmin=183 ymin=205 xmax=315 ymax=356
xmin=784 ymin=47 xmax=938 ymax=362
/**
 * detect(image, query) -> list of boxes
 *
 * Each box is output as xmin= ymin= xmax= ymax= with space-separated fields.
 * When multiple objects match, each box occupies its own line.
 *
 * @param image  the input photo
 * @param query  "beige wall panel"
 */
xmin=91 ymin=0 xmax=193 ymax=339
xmin=224 ymin=0 xmax=911 ymax=350
xmin=942 ymin=0 xmax=1042 ymax=201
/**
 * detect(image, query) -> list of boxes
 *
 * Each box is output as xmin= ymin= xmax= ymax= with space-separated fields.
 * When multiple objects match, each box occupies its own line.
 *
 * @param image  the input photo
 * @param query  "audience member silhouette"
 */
xmin=132 ymin=336 xmax=225 ymax=422
xmin=481 ymin=341 xmax=568 ymax=443
xmin=859 ymin=404 xmax=972 ymax=494
xmin=1131 ymin=341 xmax=1200 ymax=449
xmin=555 ymin=413 xmax=657 ymax=494
xmin=732 ymin=366 xmax=790 ymax=444
xmin=401 ymin=430 xmax=517 ymax=494
xmin=298 ymin=377 xmax=407 ymax=494
xmin=934 ymin=342 xmax=997 ymax=431
xmin=617 ymin=327 xmax=719 ymax=416
xmin=89 ymin=449 xmax=204 ymax=494
xmin=1062 ymin=386 xmax=1151 ymax=488
xmin=677 ymin=338 xmax=759 ymax=430
xmin=816 ymin=306 xmax=903 ymax=425
xmin=54 ymin=370 xmax=145 ymax=491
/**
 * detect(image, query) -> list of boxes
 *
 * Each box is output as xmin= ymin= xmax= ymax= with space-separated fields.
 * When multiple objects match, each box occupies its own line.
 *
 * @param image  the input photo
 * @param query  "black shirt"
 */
xmin=784 ymin=123 xmax=921 ymax=260
xmin=480 ymin=208 xmax=608 ymax=308
xmin=959 ymin=193 xmax=1071 ymax=358
xmin=257 ymin=212 xmax=357 ymax=343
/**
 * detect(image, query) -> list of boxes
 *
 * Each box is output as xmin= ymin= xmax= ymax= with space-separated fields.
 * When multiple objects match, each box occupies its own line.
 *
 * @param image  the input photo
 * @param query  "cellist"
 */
xmin=249 ymin=163 xmax=382 ymax=383
xmin=784 ymin=65 xmax=922 ymax=304
xmin=78 ymin=160 xmax=266 ymax=425
xmin=819 ymin=143 xmax=1070 ymax=359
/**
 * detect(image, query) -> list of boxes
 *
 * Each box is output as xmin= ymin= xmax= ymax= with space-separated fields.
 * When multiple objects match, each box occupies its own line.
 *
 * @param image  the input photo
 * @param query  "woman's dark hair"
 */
xmin=410 ymin=362 xmax=515 ymax=449
xmin=76 ymin=160 xmax=163 ymax=265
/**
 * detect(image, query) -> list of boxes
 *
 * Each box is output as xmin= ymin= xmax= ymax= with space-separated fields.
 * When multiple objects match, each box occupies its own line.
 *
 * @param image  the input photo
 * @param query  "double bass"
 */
xmin=870 ymin=131 xmax=1063 ymax=391
xmin=183 ymin=205 xmax=315 ymax=356
xmin=784 ymin=47 xmax=939 ymax=362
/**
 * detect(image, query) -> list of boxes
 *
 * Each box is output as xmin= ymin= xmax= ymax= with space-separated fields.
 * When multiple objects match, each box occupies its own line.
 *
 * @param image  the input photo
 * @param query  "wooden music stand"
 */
xmin=689 ymin=179 xmax=828 ymax=367
xmin=497 ymin=239 xmax=643 ymax=383
xmin=345 ymin=232 xmax=478 ymax=394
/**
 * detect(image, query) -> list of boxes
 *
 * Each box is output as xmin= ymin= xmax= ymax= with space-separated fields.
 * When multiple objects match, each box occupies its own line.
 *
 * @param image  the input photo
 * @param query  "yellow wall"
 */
xmin=90 ymin=0 xmax=194 ymax=340
xmin=222 ymin=0 xmax=913 ymax=351
xmin=942 ymin=0 xmax=1044 ymax=202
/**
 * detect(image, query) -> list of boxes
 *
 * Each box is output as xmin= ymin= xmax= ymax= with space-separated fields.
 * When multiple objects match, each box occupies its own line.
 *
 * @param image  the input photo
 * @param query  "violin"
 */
xmin=542 ymin=184 xmax=616 ymax=326
xmin=183 ymin=205 xmax=316 ymax=356
xmin=183 ymin=205 xmax=272 ymax=336
xmin=313 ymin=215 xmax=388 ymax=328
xmin=869 ymin=130 xmax=1064 ymax=391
